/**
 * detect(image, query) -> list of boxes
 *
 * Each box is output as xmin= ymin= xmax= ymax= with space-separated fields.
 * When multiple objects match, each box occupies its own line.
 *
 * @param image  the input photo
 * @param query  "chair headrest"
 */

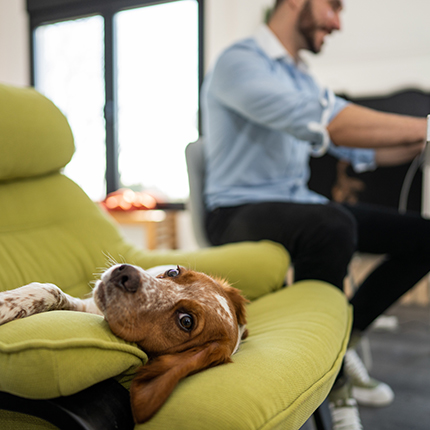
xmin=0 ymin=83 xmax=75 ymax=181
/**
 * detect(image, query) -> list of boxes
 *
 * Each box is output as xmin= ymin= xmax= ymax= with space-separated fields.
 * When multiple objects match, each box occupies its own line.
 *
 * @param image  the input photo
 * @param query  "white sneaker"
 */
xmin=329 ymin=382 xmax=363 ymax=430
xmin=344 ymin=349 xmax=394 ymax=407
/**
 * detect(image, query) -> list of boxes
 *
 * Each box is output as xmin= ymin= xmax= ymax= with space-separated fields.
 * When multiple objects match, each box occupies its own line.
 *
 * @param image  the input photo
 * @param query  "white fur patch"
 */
xmin=232 ymin=324 xmax=247 ymax=355
xmin=214 ymin=293 xmax=233 ymax=320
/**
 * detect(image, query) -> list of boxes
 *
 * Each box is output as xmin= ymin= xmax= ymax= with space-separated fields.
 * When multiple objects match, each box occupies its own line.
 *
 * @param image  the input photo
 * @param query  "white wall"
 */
xmin=205 ymin=0 xmax=273 ymax=70
xmin=0 ymin=0 xmax=29 ymax=86
xmin=302 ymin=0 xmax=430 ymax=97
xmin=2 ymin=0 xmax=430 ymax=96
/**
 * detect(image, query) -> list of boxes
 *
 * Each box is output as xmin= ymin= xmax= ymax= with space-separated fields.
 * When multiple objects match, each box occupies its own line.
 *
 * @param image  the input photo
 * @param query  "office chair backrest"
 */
xmin=185 ymin=139 xmax=212 ymax=248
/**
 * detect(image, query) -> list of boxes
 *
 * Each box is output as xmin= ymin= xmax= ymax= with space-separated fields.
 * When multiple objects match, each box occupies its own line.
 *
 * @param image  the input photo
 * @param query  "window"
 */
xmin=116 ymin=2 xmax=199 ymax=201
xmin=28 ymin=0 xmax=204 ymax=202
xmin=34 ymin=16 xmax=106 ymax=200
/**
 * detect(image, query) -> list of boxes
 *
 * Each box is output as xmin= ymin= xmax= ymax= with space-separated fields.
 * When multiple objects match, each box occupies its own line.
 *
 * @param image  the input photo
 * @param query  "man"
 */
xmin=201 ymin=0 xmax=430 ymax=429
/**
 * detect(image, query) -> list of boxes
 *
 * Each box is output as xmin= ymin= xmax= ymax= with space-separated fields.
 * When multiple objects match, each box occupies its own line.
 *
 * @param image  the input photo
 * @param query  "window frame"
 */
xmin=26 ymin=0 xmax=205 ymax=196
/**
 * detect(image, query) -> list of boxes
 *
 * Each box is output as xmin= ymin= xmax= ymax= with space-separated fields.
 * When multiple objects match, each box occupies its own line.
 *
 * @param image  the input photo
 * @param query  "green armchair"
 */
xmin=0 ymin=83 xmax=351 ymax=430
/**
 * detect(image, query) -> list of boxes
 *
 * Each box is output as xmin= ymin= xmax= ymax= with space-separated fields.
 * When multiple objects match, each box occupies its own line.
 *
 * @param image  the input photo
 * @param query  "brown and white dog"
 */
xmin=0 ymin=264 xmax=248 ymax=423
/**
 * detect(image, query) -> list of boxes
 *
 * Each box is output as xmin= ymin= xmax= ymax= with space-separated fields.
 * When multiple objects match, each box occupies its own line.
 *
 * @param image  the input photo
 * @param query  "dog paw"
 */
xmin=0 ymin=292 xmax=28 ymax=325
xmin=0 ymin=283 xmax=62 ymax=325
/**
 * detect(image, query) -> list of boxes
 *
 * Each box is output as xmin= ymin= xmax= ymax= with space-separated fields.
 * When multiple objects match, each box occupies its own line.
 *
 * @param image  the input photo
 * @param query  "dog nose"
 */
xmin=112 ymin=264 xmax=140 ymax=293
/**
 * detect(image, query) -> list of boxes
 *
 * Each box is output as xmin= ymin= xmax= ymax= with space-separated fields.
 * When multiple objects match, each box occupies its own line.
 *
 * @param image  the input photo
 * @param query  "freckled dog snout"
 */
xmin=112 ymin=264 xmax=140 ymax=293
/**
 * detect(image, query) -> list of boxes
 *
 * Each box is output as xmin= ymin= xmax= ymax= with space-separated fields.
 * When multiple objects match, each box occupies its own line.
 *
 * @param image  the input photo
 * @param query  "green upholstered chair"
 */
xmin=0 ymin=83 xmax=351 ymax=430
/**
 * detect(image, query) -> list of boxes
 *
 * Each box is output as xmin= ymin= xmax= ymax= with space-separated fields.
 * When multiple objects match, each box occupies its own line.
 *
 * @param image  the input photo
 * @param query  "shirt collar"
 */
xmin=253 ymin=24 xmax=308 ymax=72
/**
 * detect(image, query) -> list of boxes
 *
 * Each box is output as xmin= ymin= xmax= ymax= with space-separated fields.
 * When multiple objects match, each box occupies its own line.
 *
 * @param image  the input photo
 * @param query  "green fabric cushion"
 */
xmin=0 ymin=172 xmax=289 ymax=301
xmin=0 ymin=281 xmax=350 ymax=430
xmin=0 ymin=84 xmax=74 ymax=181
xmin=0 ymin=410 xmax=58 ymax=430
xmin=0 ymin=311 xmax=147 ymax=399
xmin=128 ymin=240 xmax=289 ymax=301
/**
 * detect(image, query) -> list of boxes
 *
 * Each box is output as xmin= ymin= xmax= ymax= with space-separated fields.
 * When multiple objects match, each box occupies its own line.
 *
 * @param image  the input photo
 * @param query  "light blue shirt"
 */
xmin=202 ymin=25 xmax=376 ymax=211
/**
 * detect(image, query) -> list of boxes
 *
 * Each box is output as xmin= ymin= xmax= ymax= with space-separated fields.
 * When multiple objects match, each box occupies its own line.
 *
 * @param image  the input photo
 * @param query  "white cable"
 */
xmin=400 ymin=114 xmax=430 ymax=214
xmin=398 ymin=152 xmax=424 ymax=214
xmin=421 ymin=114 xmax=430 ymax=218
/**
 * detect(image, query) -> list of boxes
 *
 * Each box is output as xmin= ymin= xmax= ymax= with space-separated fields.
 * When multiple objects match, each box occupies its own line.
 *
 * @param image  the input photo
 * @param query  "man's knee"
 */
xmin=294 ymin=204 xmax=357 ymax=288
xmin=314 ymin=204 xmax=357 ymax=254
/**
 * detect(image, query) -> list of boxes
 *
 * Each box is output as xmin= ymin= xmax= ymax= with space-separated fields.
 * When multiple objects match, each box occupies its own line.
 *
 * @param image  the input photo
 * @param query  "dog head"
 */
xmin=93 ymin=264 xmax=248 ymax=423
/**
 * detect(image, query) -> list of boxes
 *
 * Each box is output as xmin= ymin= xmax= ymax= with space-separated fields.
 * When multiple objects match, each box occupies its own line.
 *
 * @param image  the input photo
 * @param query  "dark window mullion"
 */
xmin=103 ymin=11 xmax=120 ymax=194
xmin=29 ymin=20 xmax=36 ymax=87
xmin=197 ymin=0 xmax=204 ymax=133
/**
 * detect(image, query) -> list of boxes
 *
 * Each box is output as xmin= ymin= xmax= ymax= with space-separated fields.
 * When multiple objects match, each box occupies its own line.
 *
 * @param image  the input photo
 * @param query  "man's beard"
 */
xmin=297 ymin=0 xmax=321 ymax=54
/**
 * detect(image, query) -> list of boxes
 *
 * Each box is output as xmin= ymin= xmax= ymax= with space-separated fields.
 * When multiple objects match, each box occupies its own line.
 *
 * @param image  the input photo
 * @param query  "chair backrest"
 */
xmin=185 ymin=139 xmax=212 ymax=248
xmin=0 ymin=84 xmax=138 ymax=297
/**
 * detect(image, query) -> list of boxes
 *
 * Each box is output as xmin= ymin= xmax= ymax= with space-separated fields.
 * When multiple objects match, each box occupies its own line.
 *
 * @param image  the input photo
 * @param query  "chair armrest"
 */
xmin=0 ymin=378 xmax=134 ymax=430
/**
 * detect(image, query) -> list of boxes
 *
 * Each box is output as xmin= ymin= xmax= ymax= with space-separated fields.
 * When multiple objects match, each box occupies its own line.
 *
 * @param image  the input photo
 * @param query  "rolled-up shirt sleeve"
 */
xmin=308 ymin=90 xmax=350 ymax=157
xmin=327 ymin=145 xmax=377 ymax=173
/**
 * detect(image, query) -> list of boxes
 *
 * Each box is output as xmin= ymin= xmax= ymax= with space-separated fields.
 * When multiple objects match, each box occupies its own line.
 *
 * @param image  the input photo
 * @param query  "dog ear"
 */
xmin=222 ymin=283 xmax=249 ymax=328
xmin=130 ymin=341 xmax=232 ymax=423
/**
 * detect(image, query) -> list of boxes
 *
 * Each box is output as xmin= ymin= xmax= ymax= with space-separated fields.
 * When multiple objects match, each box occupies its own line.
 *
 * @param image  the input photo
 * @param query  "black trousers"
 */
xmin=207 ymin=201 xmax=430 ymax=332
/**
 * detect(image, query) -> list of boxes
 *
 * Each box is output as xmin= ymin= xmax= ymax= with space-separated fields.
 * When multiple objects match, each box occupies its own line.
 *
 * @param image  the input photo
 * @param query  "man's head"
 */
xmin=269 ymin=0 xmax=344 ymax=57
xmin=297 ymin=0 xmax=343 ymax=54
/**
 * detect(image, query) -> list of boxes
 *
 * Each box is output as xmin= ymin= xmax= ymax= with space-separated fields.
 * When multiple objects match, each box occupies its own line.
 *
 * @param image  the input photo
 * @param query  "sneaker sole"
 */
xmin=352 ymin=384 xmax=395 ymax=407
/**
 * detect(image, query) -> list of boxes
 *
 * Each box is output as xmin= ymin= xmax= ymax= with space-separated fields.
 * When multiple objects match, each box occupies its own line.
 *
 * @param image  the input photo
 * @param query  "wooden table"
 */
xmin=107 ymin=209 xmax=178 ymax=250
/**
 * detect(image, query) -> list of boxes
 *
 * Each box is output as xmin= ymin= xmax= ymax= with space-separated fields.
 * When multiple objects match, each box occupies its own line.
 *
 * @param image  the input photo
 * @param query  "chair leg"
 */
xmin=313 ymin=398 xmax=332 ymax=430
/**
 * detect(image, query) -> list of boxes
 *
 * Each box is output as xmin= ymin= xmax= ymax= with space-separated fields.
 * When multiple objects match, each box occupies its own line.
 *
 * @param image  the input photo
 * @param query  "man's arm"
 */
xmin=327 ymin=104 xmax=426 ymax=149
xmin=374 ymin=142 xmax=424 ymax=166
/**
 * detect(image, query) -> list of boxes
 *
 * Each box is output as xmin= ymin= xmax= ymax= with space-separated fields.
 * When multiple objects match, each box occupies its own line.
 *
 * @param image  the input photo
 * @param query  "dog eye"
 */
xmin=178 ymin=313 xmax=194 ymax=331
xmin=166 ymin=266 xmax=180 ymax=278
